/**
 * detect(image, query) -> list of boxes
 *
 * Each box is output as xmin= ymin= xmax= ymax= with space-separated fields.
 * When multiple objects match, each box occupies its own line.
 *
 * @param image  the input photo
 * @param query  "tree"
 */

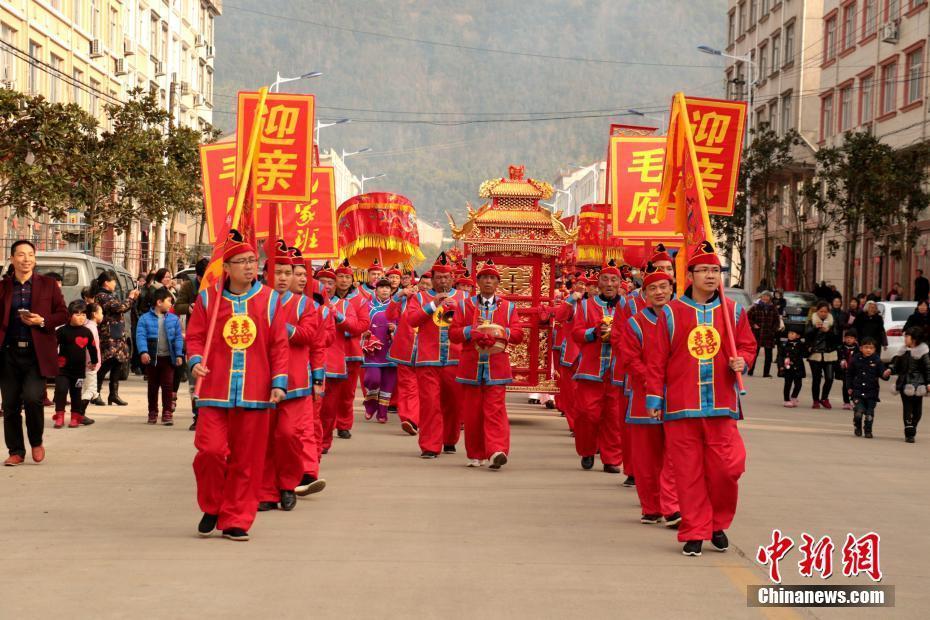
xmin=711 ymin=125 xmax=803 ymax=289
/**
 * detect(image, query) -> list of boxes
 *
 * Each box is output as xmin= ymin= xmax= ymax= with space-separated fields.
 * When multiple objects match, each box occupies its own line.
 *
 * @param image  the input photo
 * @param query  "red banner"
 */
xmin=609 ymin=136 xmax=682 ymax=242
xmin=282 ymin=167 xmax=338 ymax=260
xmin=200 ymin=141 xmax=238 ymax=246
xmin=236 ymin=92 xmax=316 ymax=202
xmin=680 ymin=96 xmax=746 ymax=216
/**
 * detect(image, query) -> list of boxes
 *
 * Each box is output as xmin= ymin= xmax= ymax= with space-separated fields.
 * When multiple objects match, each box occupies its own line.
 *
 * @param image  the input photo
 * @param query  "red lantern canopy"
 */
xmin=336 ymin=192 xmax=425 ymax=268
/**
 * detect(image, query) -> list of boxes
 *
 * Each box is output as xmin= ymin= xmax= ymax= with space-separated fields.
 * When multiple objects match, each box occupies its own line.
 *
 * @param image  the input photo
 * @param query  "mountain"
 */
xmin=214 ymin=0 xmax=726 ymax=228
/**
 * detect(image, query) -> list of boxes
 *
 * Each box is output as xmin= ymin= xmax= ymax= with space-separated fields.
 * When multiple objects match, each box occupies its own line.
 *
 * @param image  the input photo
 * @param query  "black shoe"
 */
xmin=664 ymin=512 xmax=682 ymax=528
xmin=189 ymin=422 xmax=197 ymax=431
xmin=279 ymin=490 xmax=297 ymax=511
xmin=442 ymin=444 xmax=456 ymax=454
xmin=420 ymin=451 xmax=439 ymax=459
xmin=622 ymin=476 xmax=636 ymax=487
xmin=336 ymin=429 xmax=351 ymax=439
xmin=640 ymin=513 xmax=662 ymax=524
xmin=854 ymin=428 xmax=862 ymax=437
xmin=545 ymin=400 xmax=556 ymax=409
xmin=387 ymin=405 xmax=398 ymax=415
xmin=91 ymin=396 xmax=105 ymax=407
xmin=711 ymin=530 xmax=729 ymax=552
xmin=197 ymin=513 xmax=218 ymax=537
xmin=488 ymin=451 xmax=508 ymax=470
xmin=528 ymin=398 xmax=540 ymax=404
xmin=295 ymin=474 xmax=327 ymax=496
xmin=603 ymin=464 xmax=621 ymax=474
xmin=222 ymin=528 xmax=250 ymax=542
xmin=864 ymin=431 xmax=873 ymax=439
xmin=906 ymin=435 xmax=916 ymax=443
xmin=581 ymin=456 xmax=595 ymax=470
xmin=80 ymin=416 xmax=95 ymax=426
xmin=257 ymin=501 xmax=278 ymax=512
xmin=682 ymin=540 xmax=703 ymax=556
xmin=108 ymin=393 xmax=128 ymax=407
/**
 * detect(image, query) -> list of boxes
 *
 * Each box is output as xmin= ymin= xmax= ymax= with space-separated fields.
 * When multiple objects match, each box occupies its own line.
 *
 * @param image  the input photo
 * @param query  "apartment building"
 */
xmin=725 ymin=0 xmax=824 ymax=292
xmin=0 ymin=0 xmax=221 ymax=273
xmin=550 ymin=162 xmax=606 ymax=219
xmin=818 ymin=0 xmax=930 ymax=296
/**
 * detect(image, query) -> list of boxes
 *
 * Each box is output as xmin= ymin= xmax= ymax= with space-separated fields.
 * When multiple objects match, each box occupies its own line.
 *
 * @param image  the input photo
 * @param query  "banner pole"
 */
xmin=194 ymin=87 xmax=270 ymax=398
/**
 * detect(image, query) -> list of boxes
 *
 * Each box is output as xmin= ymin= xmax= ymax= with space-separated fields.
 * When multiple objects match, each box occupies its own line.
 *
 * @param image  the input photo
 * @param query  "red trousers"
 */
xmin=260 ymin=397 xmax=308 ymax=502
xmin=299 ymin=395 xmax=321 ymax=478
xmin=618 ymin=393 xmax=633 ymax=476
xmin=573 ymin=377 xmax=622 ymax=466
xmin=555 ymin=363 xmax=576 ymax=430
xmin=395 ymin=364 xmax=420 ymax=425
xmin=664 ymin=416 xmax=746 ymax=542
xmin=461 ymin=383 xmax=509 ymax=460
xmin=193 ymin=407 xmax=270 ymax=531
xmin=320 ymin=378 xmax=349 ymax=452
xmin=337 ymin=362 xmax=362 ymax=431
xmin=629 ymin=424 xmax=679 ymax=516
xmin=416 ymin=365 xmax=461 ymax=453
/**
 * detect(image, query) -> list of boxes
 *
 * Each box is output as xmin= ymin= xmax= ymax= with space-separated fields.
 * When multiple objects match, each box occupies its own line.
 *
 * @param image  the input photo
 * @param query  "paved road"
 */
xmin=1 ymin=375 xmax=926 ymax=619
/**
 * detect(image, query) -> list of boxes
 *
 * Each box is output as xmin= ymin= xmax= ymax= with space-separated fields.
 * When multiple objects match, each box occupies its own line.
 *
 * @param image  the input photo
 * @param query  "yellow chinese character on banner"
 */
xmin=262 ymin=105 xmax=300 ymax=146
xmin=219 ymin=155 xmax=236 ymax=182
xmin=295 ymin=198 xmax=318 ymax=226
xmin=693 ymin=149 xmax=725 ymax=200
xmin=296 ymin=228 xmax=319 ymax=250
xmin=256 ymin=150 xmax=298 ymax=191
xmin=691 ymin=111 xmax=731 ymax=154
xmin=626 ymin=188 xmax=662 ymax=225
xmin=627 ymin=148 xmax=665 ymax=183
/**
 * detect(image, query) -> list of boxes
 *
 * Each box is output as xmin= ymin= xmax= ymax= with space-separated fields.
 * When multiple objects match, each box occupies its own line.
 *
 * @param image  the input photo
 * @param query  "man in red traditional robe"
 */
xmin=332 ymin=259 xmax=371 ymax=439
xmin=571 ymin=260 xmax=624 ymax=473
xmin=187 ymin=230 xmax=288 ymax=542
xmin=406 ymin=252 xmax=465 ymax=458
xmin=614 ymin=262 xmax=680 ymax=528
xmin=449 ymin=259 xmax=524 ymax=469
xmin=648 ymin=241 xmax=757 ymax=557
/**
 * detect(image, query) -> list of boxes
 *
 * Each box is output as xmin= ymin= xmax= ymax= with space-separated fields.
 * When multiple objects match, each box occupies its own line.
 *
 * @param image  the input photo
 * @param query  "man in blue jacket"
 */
xmin=136 ymin=287 xmax=184 ymax=425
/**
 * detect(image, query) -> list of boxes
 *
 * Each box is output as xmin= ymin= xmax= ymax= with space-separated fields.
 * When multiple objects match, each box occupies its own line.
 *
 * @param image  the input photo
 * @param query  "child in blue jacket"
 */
xmin=136 ymin=287 xmax=184 ymax=425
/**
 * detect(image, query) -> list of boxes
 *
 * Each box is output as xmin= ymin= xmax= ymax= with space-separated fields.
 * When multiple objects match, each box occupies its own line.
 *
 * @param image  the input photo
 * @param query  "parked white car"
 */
xmin=876 ymin=301 xmax=917 ymax=362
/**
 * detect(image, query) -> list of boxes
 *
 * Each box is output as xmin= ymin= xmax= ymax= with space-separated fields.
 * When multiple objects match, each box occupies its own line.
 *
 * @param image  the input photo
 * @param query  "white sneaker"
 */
xmin=488 ymin=451 xmax=508 ymax=470
xmin=466 ymin=459 xmax=482 ymax=467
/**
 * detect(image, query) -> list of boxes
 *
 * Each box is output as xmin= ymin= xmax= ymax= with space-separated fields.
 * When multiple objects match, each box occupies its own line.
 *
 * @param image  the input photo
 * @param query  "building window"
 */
xmin=161 ymin=21 xmax=168 ymax=63
xmin=739 ymin=0 xmax=747 ymax=35
xmin=90 ymin=78 xmax=99 ymax=117
xmin=28 ymin=40 xmax=41 ymax=95
xmin=781 ymin=92 xmax=793 ymax=133
xmin=887 ymin=0 xmax=900 ymax=20
xmin=0 ymin=23 xmax=15 ymax=85
xmin=762 ymin=0 xmax=770 ymax=14
xmin=72 ymin=68 xmax=83 ymax=106
xmin=91 ymin=0 xmax=100 ymax=38
xmin=784 ymin=22 xmax=795 ymax=65
xmin=906 ymin=46 xmax=924 ymax=104
xmin=821 ymin=94 xmax=834 ymax=140
xmin=726 ymin=68 xmax=734 ymax=100
xmin=72 ymin=0 xmax=82 ymax=25
xmin=109 ymin=7 xmax=118 ymax=51
xmin=736 ymin=63 xmax=746 ymax=99
xmin=843 ymin=2 xmax=857 ymax=51
xmin=728 ymin=11 xmax=736 ymax=46
xmin=861 ymin=73 xmax=874 ymax=123
xmin=881 ymin=60 xmax=898 ymax=115
xmin=825 ymin=15 xmax=837 ymax=61
xmin=759 ymin=43 xmax=767 ymax=78
xmin=50 ymin=55 xmax=63 ymax=103
xmin=769 ymin=100 xmax=779 ymax=133
xmin=750 ymin=0 xmax=758 ymax=25
xmin=771 ymin=33 xmax=780 ymax=74
xmin=911 ymin=0 xmax=927 ymax=11
xmin=840 ymin=85 xmax=853 ymax=130
xmin=863 ymin=0 xmax=877 ymax=36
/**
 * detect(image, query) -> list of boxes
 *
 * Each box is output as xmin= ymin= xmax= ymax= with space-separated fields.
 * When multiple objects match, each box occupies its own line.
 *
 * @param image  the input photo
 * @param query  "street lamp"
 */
xmin=569 ymin=162 xmax=602 ymax=204
xmin=342 ymin=147 xmax=372 ymax=159
xmin=315 ymin=118 xmax=351 ymax=144
xmin=360 ymin=173 xmax=386 ymax=193
xmin=270 ymin=70 xmax=323 ymax=93
xmin=698 ymin=44 xmax=756 ymax=291
xmin=627 ymin=108 xmax=666 ymax=133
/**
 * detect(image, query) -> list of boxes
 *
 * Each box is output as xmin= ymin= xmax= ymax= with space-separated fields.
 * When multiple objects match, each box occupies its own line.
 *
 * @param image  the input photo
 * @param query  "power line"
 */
xmin=221 ymin=2 xmax=723 ymax=70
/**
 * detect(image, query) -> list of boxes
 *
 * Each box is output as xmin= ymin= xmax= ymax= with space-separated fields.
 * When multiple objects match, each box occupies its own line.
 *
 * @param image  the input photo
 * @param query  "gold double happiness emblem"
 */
xmin=687 ymin=325 xmax=721 ymax=360
xmin=223 ymin=315 xmax=257 ymax=350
